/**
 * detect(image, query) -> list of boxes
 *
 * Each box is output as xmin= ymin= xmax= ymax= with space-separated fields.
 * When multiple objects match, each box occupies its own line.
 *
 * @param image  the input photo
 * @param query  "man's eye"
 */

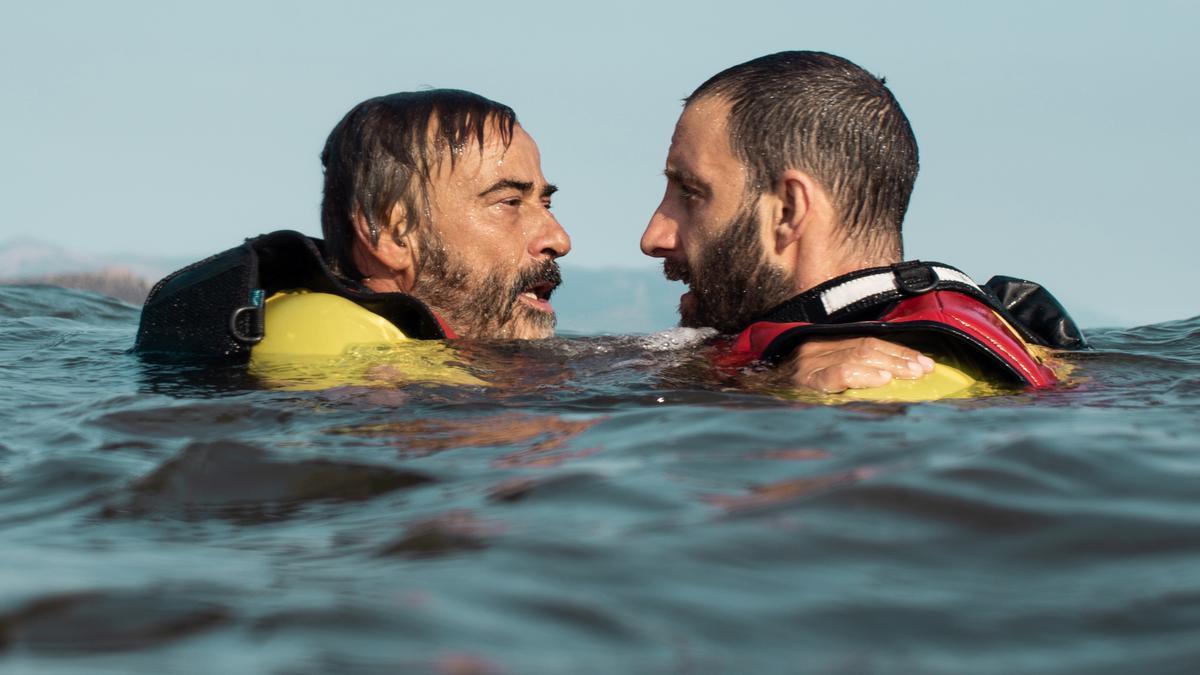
xmin=502 ymin=198 xmax=522 ymax=207
xmin=678 ymin=185 xmax=698 ymax=201
xmin=543 ymin=200 xmax=553 ymax=210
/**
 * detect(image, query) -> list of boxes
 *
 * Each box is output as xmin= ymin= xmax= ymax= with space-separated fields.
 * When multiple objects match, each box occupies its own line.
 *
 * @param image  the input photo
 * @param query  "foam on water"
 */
xmin=637 ymin=326 xmax=719 ymax=351
xmin=2 ymin=284 xmax=1199 ymax=674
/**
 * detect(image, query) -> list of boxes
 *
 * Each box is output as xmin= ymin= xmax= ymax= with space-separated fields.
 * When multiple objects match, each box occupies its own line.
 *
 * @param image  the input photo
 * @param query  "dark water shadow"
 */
xmin=99 ymin=440 xmax=435 ymax=524
xmin=0 ymin=586 xmax=230 ymax=654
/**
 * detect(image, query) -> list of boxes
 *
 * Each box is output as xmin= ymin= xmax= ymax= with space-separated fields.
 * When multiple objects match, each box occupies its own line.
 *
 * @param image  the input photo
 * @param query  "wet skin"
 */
xmin=364 ymin=122 xmax=571 ymax=340
xmin=640 ymin=98 xmax=770 ymax=324
xmin=640 ymin=98 xmax=934 ymax=391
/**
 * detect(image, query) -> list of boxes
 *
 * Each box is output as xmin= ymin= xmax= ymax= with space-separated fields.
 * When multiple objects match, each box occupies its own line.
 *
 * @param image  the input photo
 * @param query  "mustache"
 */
xmin=662 ymin=258 xmax=691 ymax=284
xmin=511 ymin=259 xmax=563 ymax=299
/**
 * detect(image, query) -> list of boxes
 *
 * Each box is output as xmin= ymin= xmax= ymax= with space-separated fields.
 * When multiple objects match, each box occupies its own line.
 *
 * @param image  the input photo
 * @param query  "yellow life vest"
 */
xmin=838 ymin=362 xmax=979 ymax=402
xmin=247 ymin=291 xmax=1067 ymax=400
xmin=249 ymin=291 xmax=485 ymax=389
xmin=837 ymin=322 xmax=1071 ymax=402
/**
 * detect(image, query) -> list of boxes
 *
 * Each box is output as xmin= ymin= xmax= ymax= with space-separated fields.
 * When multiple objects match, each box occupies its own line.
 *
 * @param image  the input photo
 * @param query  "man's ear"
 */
xmin=351 ymin=203 xmax=416 ymax=291
xmin=773 ymin=169 xmax=817 ymax=252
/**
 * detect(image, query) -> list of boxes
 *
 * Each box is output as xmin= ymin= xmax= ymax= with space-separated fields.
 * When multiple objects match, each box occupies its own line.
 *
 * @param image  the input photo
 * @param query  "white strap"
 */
xmin=820 ymin=265 xmax=981 ymax=316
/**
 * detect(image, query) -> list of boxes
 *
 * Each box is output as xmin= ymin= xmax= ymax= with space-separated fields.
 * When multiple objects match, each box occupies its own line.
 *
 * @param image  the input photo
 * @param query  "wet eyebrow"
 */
xmin=664 ymin=167 xmax=708 ymax=194
xmin=478 ymin=179 xmax=534 ymax=197
xmin=541 ymin=184 xmax=558 ymax=199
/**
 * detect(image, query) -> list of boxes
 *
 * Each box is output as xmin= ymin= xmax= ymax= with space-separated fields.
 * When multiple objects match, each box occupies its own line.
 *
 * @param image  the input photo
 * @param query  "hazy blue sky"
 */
xmin=2 ymin=1 xmax=1196 ymax=326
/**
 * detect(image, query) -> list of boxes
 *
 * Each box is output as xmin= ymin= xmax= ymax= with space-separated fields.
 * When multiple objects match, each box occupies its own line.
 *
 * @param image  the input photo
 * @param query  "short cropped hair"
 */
xmin=320 ymin=89 xmax=517 ymax=279
xmin=688 ymin=51 xmax=918 ymax=255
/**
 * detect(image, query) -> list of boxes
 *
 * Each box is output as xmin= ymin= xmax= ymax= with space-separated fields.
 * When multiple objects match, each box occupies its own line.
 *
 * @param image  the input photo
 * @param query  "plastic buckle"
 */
xmin=893 ymin=261 xmax=938 ymax=296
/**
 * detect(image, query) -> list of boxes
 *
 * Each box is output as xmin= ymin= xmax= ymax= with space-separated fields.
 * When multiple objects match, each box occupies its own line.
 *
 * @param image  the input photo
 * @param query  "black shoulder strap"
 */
xmin=134 ymin=230 xmax=445 ymax=360
xmin=134 ymin=238 xmax=261 ymax=358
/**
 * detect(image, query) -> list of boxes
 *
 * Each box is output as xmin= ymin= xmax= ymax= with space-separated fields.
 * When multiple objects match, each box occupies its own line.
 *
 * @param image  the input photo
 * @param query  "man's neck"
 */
xmin=790 ymin=242 xmax=900 ymax=296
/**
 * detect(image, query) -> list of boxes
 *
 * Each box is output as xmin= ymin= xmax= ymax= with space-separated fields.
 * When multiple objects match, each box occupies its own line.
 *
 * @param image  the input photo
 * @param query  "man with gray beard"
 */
xmin=136 ymin=89 xmax=572 ymax=358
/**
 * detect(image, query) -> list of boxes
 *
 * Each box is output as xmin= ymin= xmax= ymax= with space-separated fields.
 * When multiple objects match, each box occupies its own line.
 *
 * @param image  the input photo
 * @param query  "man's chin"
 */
xmin=676 ymin=301 xmax=734 ymax=333
xmin=505 ymin=304 xmax=557 ymax=340
xmin=437 ymin=297 xmax=557 ymax=340
xmin=507 ymin=320 xmax=556 ymax=340
xmin=676 ymin=290 xmax=700 ymax=327
xmin=509 ymin=326 xmax=555 ymax=340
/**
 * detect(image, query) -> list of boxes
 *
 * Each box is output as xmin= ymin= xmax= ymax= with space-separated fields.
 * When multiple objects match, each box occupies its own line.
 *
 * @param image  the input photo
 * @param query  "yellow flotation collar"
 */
xmin=254 ymin=290 xmax=409 ymax=356
xmin=249 ymin=290 xmax=484 ymax=389
xmin=835 ymin=320 xmax=1076 ymax=402
xmin=840 ymin=363 xmax=980 ymax=402
xmin=834 ymin=326 xmax=1078 ymax=403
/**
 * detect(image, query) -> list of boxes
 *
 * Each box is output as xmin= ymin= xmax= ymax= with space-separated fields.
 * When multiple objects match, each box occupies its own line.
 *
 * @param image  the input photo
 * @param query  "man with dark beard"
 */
xmin=642 ymin=52 xmax=1080 ymax=394
xmin=135 ymin=90 xmax=570 ymax=359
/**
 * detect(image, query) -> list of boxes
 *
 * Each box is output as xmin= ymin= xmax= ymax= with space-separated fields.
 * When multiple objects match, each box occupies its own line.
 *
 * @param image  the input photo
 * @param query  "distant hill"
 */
xmin=0 ymin=239 xmax=188 ymax=307
xmin=4 ymin=269 xmax=153 ymax=305
xmin=0 ymin=238 xmax=188 ymax=282
xmin=554 ymin=264 xmax=685 ymax=334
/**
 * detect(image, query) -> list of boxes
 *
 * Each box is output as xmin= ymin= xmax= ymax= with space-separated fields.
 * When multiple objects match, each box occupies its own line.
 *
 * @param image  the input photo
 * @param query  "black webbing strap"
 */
xmin=757 ymin=260 xmax=997 ymax=325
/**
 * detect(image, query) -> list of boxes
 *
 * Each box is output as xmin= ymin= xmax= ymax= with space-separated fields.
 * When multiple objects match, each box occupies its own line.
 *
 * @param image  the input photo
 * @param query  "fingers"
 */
xmin=800 ymin=362 xmax=895 ymax=394
xmin=844 ymin=339 xmax=930 ymax=379
xmin=800 ymin=337 xmax=933 ymax=379
xmin=850 ymin=336 xmax=934 ymax=373
xmin=788 ymin=336 xmax=935 ymax=393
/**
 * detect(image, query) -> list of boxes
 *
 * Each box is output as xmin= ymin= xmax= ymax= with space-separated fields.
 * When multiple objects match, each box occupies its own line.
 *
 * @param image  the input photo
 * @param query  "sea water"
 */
xmin=1 ymin=285 xmax=1199 ymax=674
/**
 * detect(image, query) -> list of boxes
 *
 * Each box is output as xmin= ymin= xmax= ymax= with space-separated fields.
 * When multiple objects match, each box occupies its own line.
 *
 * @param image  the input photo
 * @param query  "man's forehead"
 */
xmin=425 ymin=114 xmax=505 ymax=156
xmin=675 ymin=96 xmax=731 ymax=138
xmin=667 ymin=98 xmax=739 ymax=179
xmin=430 ymin=122 xmax=538 ymax=179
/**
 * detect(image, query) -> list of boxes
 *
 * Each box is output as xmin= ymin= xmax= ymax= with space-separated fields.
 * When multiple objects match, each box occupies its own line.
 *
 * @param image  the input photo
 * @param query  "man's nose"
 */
xmin=640 ymin=204 xmax=677 ymax=257
xmin=533 ymin=214 xmax=571 ymax=259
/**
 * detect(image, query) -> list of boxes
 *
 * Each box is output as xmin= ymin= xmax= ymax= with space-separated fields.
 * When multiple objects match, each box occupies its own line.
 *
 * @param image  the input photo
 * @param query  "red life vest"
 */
xmin=720 ymin=262 xmax=1065 ymax=388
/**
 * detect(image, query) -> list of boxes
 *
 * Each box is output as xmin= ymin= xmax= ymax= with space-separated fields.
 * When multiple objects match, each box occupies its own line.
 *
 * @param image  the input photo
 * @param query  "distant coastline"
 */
xmin=1 ymin=268 xmax=152 ymax=305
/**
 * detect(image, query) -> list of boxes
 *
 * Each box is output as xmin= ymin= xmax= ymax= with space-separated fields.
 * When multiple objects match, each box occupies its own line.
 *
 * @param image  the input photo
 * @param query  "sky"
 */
xmin=1 ymin=0 xmax=1197 ymax=327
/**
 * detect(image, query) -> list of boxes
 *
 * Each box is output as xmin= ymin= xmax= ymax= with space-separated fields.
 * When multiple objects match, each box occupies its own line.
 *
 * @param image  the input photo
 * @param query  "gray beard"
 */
xmin=412 ymin=230 xmax=559 ymax=339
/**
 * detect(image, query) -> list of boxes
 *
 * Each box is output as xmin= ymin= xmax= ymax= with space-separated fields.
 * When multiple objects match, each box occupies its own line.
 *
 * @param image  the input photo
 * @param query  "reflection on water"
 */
xmin=331 ymin=414 xmax=599 ymax=464
xmin=2 ymin=285 xmax=1200 ymax=674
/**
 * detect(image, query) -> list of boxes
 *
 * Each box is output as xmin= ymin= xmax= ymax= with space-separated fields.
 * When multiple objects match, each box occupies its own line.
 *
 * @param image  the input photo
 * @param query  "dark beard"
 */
xmin=413 ymin=230 xmax=560 ymax=339
xmin=663 ymin=202 xmax=792 ymax=334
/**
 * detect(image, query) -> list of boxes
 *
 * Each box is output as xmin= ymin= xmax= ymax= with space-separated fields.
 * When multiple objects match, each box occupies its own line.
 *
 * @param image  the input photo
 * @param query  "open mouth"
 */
xmin=518 ymin=281 xmax=556 ymax=311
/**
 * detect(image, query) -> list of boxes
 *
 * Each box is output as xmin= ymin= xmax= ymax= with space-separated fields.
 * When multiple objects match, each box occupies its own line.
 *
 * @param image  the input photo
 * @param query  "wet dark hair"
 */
xmin=320 ymin=89 xmax=517 ymax=280
xmin=687 ymin=51 xmax=918 ymax=256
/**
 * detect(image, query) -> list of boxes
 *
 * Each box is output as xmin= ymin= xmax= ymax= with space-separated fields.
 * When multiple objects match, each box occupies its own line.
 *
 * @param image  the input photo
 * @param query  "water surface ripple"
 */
xmin=1 ymin=285 xmax=1199 ymax=674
